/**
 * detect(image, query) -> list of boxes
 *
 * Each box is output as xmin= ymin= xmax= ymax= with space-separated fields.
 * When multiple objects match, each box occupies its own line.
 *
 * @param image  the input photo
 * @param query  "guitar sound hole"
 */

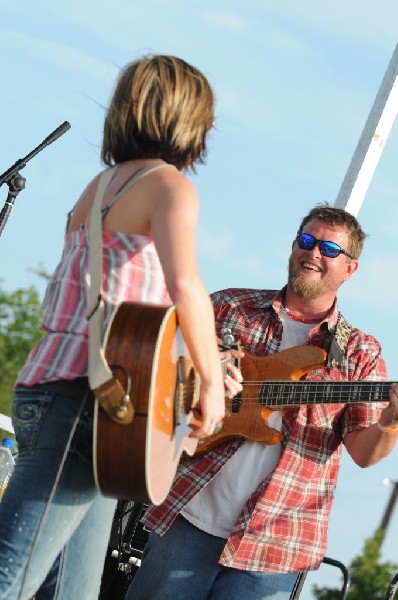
xmin=173 ymin=360 xmax=196 ymax=427
xmin=184 ymin=369 xmax=196 ymax=413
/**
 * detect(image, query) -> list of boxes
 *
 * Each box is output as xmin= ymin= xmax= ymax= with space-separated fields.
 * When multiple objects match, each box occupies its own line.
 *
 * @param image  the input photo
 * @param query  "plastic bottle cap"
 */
xmin=1 ymin=438 xmax=14 ymax=449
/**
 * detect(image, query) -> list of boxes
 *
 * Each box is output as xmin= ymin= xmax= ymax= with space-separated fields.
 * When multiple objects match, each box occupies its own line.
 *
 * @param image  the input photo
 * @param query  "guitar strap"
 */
xmin=326 ymin=312 xmax=352 ymax=369
xmin=86 ymin=163 xmax=174 ymax=424
xmin=86 ymin=166 xmax=133 ymax=424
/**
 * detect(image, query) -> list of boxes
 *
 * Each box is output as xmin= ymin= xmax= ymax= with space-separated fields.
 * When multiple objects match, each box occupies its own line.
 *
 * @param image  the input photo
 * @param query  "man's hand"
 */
xmin=222 ymin=348 xmax=244 ymax=399
xmin=378 ymin=383 xmax=398 ymax=430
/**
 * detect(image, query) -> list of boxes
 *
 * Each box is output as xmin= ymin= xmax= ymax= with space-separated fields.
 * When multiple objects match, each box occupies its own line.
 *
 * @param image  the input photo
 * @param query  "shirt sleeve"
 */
xmin=341 ymin=332 xmax=388 ymax=437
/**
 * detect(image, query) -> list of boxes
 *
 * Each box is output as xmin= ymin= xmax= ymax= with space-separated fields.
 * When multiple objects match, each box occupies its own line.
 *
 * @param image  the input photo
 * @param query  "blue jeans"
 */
xmin=125 ymin=515 xmax=298 ymax=600
xmin=0 ymin=385 xmax=117 ymax=600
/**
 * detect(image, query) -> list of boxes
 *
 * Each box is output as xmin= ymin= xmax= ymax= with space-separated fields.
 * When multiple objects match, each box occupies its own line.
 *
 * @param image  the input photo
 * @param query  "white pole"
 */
xmin=334 ymin=44 xmax=398 ymax=216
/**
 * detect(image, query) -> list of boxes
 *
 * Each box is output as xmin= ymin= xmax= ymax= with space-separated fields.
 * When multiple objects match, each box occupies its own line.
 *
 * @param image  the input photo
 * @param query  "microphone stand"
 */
xmin=0 ymin=121 xmax=71 ymax=237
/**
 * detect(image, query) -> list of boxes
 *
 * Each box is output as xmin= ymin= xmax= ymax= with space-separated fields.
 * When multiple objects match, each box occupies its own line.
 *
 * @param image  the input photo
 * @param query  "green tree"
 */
xmin=0 ymin=285 xmax=43 ymax=439
xmin=313 ymin=529 xmax=398 ymax=600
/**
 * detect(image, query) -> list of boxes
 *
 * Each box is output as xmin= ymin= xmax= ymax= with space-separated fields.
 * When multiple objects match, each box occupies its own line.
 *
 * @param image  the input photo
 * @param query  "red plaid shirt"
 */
xmin=143 ymin=288 xmax=387 ymax=573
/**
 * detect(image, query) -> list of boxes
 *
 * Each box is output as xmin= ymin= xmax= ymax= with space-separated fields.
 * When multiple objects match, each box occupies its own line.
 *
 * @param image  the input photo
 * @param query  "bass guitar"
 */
xmin=93 ymin=301 xmax=390 ymax=505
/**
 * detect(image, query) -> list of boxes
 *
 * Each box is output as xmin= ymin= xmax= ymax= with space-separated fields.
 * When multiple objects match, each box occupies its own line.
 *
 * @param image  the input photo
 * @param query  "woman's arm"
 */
xmin=149 ymin=170 xmax=226 ymax=439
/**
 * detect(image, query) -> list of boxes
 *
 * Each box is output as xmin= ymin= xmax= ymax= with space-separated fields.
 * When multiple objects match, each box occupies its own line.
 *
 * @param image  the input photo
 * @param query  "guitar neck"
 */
xmin=257 ymin=380 xmax=393 ymax=407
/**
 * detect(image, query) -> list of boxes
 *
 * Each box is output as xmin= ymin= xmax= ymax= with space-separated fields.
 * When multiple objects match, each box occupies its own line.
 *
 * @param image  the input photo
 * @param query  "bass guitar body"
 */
xmin=196 ymin=345 xmax=327 ymax=454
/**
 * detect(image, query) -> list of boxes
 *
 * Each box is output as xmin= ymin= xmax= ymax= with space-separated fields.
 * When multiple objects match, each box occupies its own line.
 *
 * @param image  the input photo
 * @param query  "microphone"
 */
xmin=41 ymin=121 xmax=71 ymax=148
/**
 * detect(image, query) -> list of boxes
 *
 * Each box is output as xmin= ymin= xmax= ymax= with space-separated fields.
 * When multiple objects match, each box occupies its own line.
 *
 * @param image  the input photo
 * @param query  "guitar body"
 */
xmin=196 ymin=345 xmax=327 ymax=455
xmin=93 ymin=301 xmax=199 ymax=506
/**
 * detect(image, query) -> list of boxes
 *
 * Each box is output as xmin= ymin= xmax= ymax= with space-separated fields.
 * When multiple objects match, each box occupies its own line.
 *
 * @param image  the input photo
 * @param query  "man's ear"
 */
xmin=344 ymin=259 xmax=359 ymax=281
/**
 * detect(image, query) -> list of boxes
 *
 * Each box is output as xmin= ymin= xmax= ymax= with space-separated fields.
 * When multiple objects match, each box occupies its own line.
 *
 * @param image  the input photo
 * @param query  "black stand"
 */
xmin=289 ymin=557 xmax=350 ymax=600
xmin=99 ymin=500 xmax=149 ymax=600
xmin=385 ymin=573 xmax=398 ymax=600
xmin=0 ymin=121 xmax=71 ymax=237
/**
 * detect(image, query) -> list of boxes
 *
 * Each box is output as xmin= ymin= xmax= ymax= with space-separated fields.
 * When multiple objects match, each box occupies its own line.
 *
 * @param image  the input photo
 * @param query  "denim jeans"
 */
xmin=0 ymin=385 xmax=117 ymax=600
xmin=125 ymin=515 xmax=298 ymax=600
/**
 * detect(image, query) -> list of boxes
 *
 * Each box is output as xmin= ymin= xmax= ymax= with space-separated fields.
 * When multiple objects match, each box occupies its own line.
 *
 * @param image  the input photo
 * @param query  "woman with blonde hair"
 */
xmin=0 ymin=54 xmax=236 ymax=600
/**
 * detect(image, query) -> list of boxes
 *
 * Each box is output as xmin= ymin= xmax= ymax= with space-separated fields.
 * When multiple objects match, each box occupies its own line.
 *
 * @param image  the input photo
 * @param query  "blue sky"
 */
xmin=1 ymin=2 xmax=398 ymax=596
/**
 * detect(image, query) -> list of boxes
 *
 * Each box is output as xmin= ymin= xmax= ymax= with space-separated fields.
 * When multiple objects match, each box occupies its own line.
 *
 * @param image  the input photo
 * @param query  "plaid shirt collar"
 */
xmin=237 ymin=285 xmax=340 ymax=334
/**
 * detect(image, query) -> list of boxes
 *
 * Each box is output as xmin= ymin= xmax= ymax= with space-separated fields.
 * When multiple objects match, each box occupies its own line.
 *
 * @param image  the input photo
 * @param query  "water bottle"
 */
xmin=0 ymin=438 xmax=15 ymax=502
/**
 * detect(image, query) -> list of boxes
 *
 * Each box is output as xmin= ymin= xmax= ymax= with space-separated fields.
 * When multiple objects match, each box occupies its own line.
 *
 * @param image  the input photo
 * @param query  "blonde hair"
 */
xmin=101 ymin=55 xmax=215 ymax=171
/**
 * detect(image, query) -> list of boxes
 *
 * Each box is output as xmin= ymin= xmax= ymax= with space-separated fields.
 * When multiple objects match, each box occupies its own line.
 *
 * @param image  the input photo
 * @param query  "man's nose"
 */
xmin=308 ymin=241 xmax=323 ymax=257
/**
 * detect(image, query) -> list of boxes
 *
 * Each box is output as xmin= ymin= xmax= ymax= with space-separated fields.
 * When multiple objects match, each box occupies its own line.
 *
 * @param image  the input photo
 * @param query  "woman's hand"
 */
xmin=189 ymin=381 xmax=226 ymax=439
xmin=189 ymin=348 xmax=244 ymax=440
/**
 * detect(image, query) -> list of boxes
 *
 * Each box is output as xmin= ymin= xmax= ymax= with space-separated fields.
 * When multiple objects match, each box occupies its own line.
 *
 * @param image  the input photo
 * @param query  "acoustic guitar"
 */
xmin=93 ymin=301 xmax=390 ymax=505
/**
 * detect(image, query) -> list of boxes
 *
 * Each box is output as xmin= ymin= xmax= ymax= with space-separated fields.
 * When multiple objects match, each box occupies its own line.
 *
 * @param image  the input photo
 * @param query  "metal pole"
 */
xmin=380 ymin=479 xmax=398 ymax=532
xmin=334 ymin=44 xmax=398 ymax=216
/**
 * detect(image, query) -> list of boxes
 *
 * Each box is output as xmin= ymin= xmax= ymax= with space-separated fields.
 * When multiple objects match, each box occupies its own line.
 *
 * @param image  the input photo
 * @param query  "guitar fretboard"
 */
xmin=251 ymin=380 xmax=393 ymax=407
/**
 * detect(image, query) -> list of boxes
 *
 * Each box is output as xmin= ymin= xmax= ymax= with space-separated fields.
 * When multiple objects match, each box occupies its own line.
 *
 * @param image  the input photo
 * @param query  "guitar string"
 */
xmin=239 ymin=380 xmax=394 ymax=387
xmin=229 ymin=381 xmax=391 ymax=406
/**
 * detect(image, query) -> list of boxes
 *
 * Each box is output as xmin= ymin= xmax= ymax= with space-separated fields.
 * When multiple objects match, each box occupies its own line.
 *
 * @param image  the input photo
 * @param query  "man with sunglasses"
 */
xmin=127 ymin=204 xmax=398 ymax=600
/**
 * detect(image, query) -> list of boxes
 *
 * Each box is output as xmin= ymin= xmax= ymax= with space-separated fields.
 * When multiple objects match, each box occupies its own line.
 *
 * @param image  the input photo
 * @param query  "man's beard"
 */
xmin=288 ymin=272 xmax=323 ymax=299
xmin=287 ymin=256 xmax=342 ymax=300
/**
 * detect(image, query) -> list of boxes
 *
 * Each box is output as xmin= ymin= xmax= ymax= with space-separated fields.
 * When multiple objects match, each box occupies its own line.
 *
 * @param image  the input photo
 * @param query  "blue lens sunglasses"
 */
xmin=296 ymin=233 xmax=354 ymax=260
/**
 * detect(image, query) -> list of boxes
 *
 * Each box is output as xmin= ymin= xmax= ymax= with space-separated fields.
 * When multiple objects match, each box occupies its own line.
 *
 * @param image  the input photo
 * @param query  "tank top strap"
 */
xmin=101 ymin=163 xmax=176 ymax=220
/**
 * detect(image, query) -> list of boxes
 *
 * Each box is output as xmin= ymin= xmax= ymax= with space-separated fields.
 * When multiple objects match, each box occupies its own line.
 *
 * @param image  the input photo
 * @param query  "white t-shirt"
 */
xmin=181 ymin=310 xmax=316 ymax=538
